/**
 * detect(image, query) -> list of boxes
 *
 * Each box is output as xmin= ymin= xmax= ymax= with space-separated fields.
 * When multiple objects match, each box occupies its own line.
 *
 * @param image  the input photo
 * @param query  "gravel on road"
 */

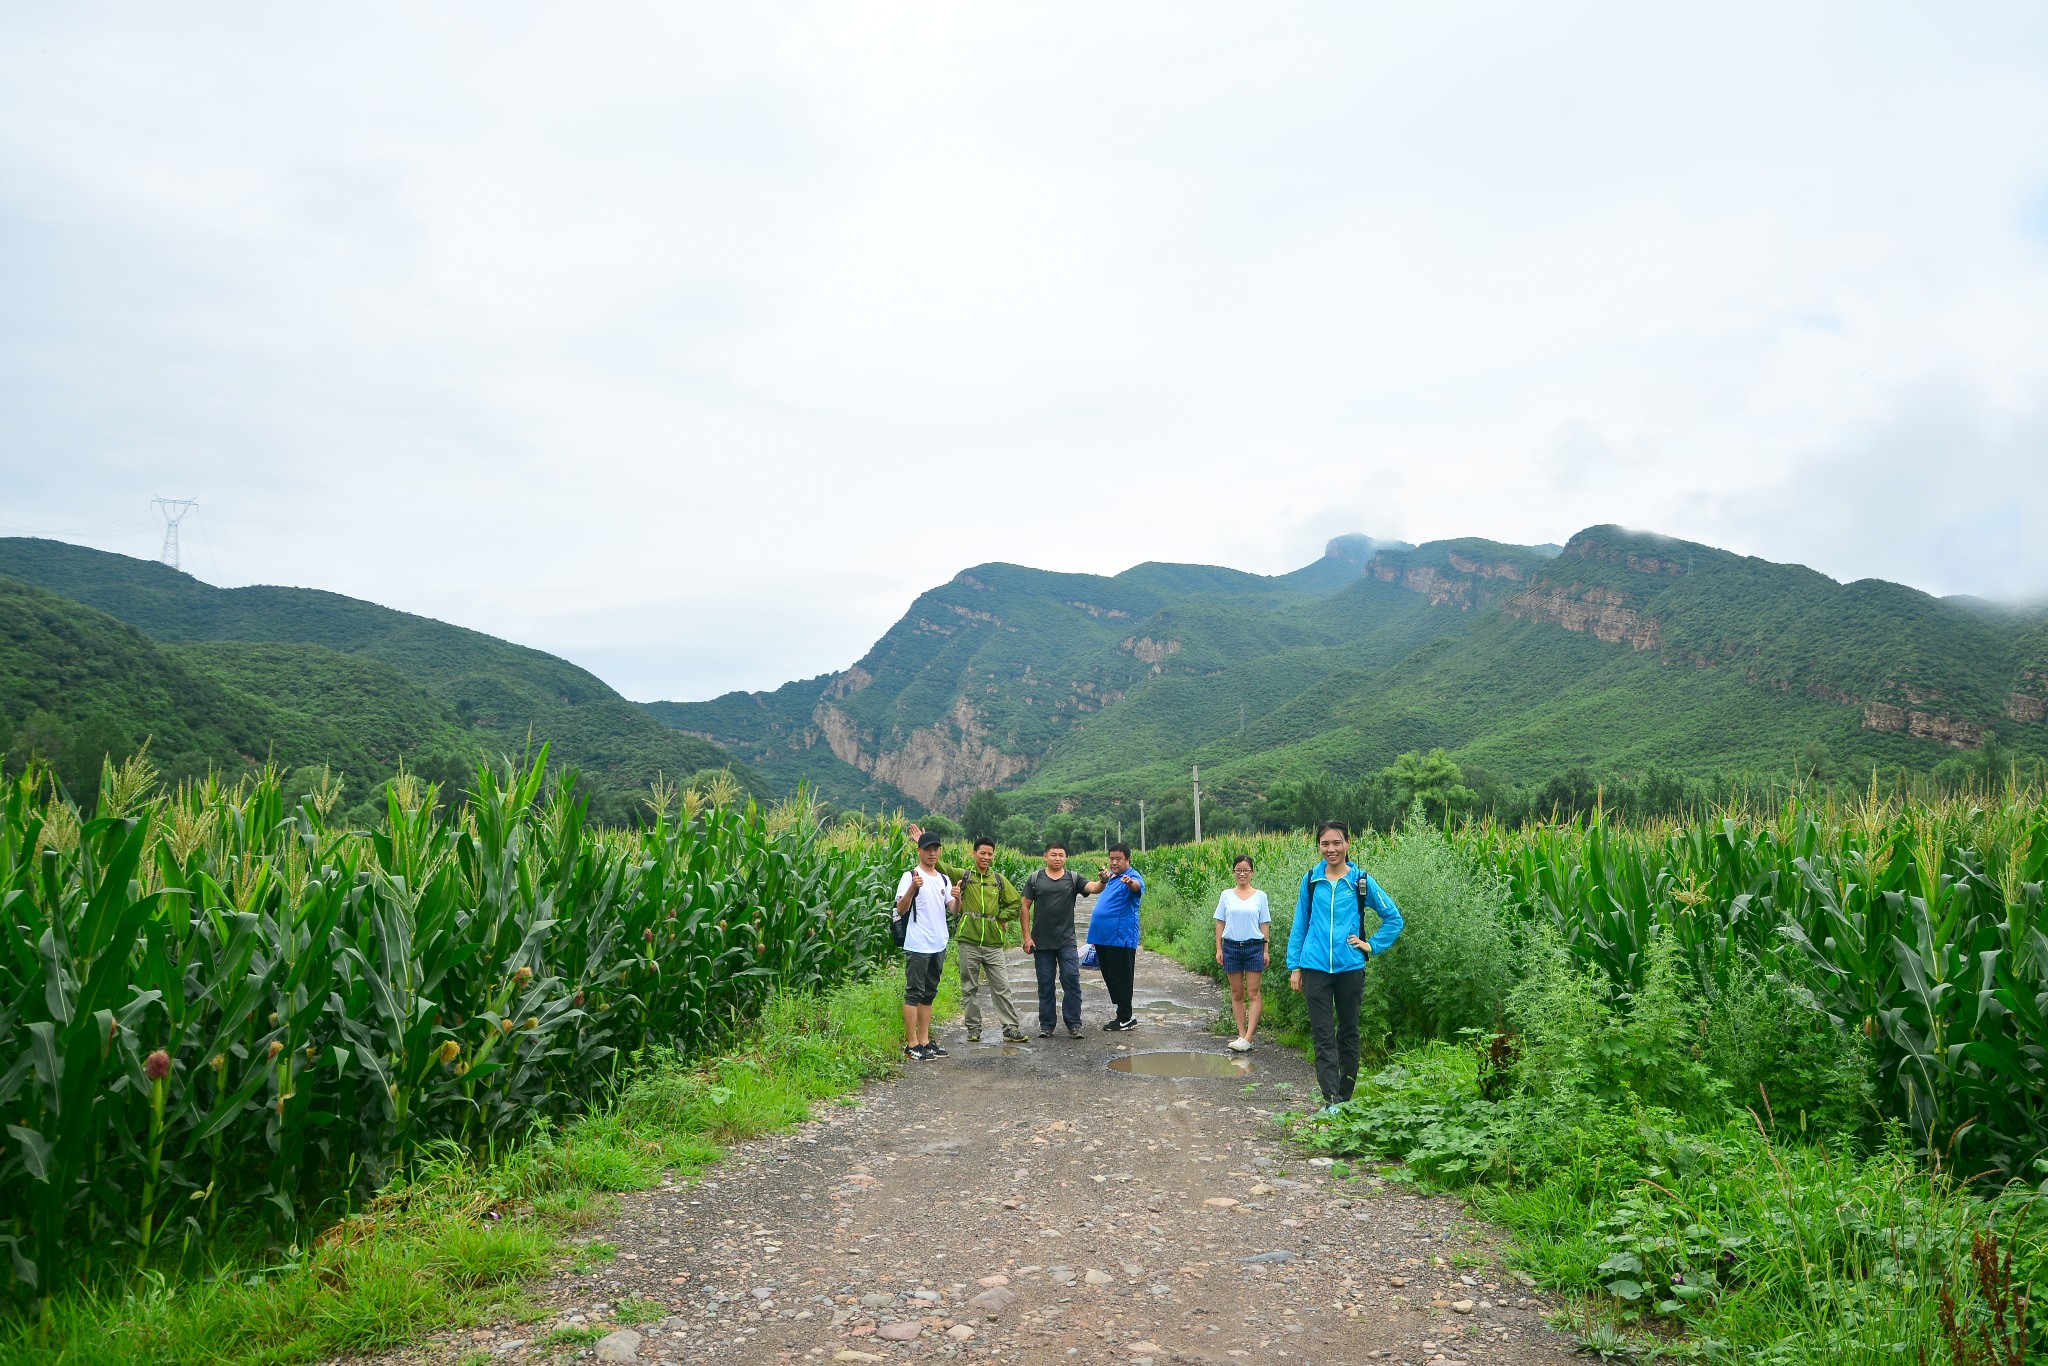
xmin=356 ymin=919 xmax=1580 ymax=1366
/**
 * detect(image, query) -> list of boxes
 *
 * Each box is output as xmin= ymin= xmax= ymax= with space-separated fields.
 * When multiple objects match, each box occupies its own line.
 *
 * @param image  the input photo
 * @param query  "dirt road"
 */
xmin=378 ymin=928 xmax=1581 ymax=1366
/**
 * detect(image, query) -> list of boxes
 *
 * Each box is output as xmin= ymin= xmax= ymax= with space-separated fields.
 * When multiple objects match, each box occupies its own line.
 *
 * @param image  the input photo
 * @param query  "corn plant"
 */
xmin=1464 ymin=793 xmax=2048 ymax=1180
xmin=0 ymin=750 xmax=905 ymax=1310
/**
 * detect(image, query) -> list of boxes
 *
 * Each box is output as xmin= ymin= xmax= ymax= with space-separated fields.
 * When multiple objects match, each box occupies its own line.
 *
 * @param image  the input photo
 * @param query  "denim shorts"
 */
xmin=1221 ymin=938 xmax=1268 ymax=974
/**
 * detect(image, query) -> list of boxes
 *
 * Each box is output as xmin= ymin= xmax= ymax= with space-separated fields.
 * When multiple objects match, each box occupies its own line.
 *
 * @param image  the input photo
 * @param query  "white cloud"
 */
xmin=2 ymin=2 xmax=2046 ymax=699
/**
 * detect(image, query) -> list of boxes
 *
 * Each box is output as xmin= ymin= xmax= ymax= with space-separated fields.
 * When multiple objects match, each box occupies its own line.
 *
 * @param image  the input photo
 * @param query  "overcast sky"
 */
xmin=3 ymin=4 xmax=2046 ymax=701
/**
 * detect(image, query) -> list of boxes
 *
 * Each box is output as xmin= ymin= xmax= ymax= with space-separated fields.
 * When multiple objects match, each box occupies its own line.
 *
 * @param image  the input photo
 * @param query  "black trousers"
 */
xmin=1299 ymin=967 xmax=1365 ymax=1103
xmin=1094 ymin=945 xmax=1137 ymax=1023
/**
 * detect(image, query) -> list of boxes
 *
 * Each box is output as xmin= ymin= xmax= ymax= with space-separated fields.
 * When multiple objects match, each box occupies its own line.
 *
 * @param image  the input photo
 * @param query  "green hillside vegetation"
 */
xmin=0 ymin=539 xmax=756 ymax=819
xmin=0 ymin=576 xmax=270 ymax=806
xmin=1 ymin=577 xmax=493 ymax=815
xmin=167 ymin=640 xmax=480 ymax=776
xmin=649 ymin=527 xmax=2048 ymax=827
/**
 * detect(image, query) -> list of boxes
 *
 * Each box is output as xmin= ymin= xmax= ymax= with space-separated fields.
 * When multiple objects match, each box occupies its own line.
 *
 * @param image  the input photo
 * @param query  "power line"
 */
xmin=189 ymin=503 xmax=223 ymax=582
xmin=153 ymin=497 xmax=199 ymax=571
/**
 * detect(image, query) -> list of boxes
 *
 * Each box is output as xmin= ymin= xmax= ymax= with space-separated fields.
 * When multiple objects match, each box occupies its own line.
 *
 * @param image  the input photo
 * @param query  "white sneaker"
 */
xmin=1227 ymin=1037 xmax=1252 ymax=1052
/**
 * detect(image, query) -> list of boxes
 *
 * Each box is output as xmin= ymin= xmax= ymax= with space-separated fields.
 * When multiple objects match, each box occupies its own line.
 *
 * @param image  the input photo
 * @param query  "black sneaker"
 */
xmin=1110 ymin=1018 xmax=1138 ymax=1032
xmin=1003 ymin=1032 xmax=1030 ymax=1043
xmin=925 ymin=1042 xmax=949 ymax=1058
xmin=1067 ymin=1026 xmax=1084 ymax=1038
xmin=904 ymin=1044 xmax=927 ymax=1061
xmin=1038 ymin=1028 xmax=1057 ymax=1039
xmin=1101 ymin=1019 xmax=1121 ymax=1031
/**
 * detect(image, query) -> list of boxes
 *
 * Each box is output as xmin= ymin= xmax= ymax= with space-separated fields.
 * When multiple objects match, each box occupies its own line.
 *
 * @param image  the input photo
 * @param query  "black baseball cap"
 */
xmin=917 ymin=831 xmax=944 ymax=849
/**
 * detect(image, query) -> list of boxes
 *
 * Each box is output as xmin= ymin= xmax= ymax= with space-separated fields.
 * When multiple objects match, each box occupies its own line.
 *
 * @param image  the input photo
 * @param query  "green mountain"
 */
xmin=648 ymin=526 xmax=2048 ymax=814
xmin=0 ymin=539 xmax=754 ymax=815
xmin=1 ymin=575 xmax=273 ymax=799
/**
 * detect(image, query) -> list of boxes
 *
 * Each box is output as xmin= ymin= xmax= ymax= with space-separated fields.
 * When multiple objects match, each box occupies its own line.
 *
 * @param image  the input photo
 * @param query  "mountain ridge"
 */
xmin=648 ymin=525 xmax=2048 ymax=813
xmin=0 ymin=538 xmax=756 ymax=815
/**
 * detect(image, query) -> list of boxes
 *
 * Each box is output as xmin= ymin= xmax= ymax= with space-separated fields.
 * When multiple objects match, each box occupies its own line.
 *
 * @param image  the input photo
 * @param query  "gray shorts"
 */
xmin=903 ymin=950 xmax=945 ymax=1006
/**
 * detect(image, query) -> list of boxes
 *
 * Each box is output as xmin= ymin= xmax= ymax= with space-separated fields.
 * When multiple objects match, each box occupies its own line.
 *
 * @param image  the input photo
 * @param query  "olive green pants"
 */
xmin=956 ymin=941 xmax=1023 ymax=1038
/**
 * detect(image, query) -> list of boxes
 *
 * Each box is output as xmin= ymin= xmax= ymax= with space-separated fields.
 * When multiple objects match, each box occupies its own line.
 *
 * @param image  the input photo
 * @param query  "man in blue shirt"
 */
xmin=1286 ymin=820 xmax=1404 ymax=1112
xmin=1084 ymin=843 xmax=1144 ymax=1031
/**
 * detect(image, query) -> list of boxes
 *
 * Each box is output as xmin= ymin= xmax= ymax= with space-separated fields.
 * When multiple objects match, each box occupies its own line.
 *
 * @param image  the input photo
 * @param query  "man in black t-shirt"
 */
xmin=1022 ymin=840 xmax=1088 ymax=1038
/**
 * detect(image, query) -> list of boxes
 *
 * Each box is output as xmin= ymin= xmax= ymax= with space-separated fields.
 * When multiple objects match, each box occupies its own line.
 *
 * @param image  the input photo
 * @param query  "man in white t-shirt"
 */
xmin=895 ymin=830 xmax=959 ymax=1061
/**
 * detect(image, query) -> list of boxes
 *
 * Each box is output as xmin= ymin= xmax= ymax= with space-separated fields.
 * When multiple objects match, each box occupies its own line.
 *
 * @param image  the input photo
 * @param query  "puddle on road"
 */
xmin=1138 ymin=999 xmax=1200 ymax=1013
xmin=1108 ymin=1050 xmax=1254 ymax=1078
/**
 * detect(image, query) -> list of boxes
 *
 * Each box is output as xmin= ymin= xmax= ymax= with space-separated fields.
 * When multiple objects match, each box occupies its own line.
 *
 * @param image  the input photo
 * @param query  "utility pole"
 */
xmin=153 ymin=497 xmax=198 ymax=571
xmin=1138 ymin=800 xmax=1146 ymax=853
xmin=1192 ymin=765 xmax=1203 ymax=845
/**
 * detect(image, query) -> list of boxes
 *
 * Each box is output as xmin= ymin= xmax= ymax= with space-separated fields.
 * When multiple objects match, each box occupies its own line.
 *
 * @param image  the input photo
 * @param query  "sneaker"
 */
xmin=1101 ymin=1019 xmax=1121 ymax=1031
xmin=1003 ymin=1032 xmax=1030 ymax=1043
xmin=925 ymin=1042 xmax=949 ymax=1058
xmin=966 ymin=1033 xmax=981 ymax=1044
xmin=1227 ymin=1037 xmax=1252 ymax=1053
xmin=1067 ymin=1026 xmax=1084 ymax=1038
xmin=1109 ymin=1018 xmax=1138 ymax=1032
xmin=904 ymin=1044 xmax=927 ymax=1061
xmin=1318 ymin=1102 xmax=1342 ymax=1116
xmin=1038 ymin=1027 xmax=1057 ymax=1039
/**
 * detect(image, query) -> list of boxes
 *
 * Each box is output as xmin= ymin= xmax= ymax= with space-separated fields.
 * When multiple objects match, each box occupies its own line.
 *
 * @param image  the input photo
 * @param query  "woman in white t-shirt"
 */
xmin=1213 ymin=855 xmax=1272 ymax=1052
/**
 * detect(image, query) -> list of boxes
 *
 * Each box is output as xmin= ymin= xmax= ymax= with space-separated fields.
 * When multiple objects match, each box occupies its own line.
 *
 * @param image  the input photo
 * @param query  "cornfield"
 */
xmin=0 ymin=751 xmax=906 ymax=1309
xmin=1132 ymin=793 xmax=2048 ymax=1181
xmin=1472 ymin=790 xmax=2048 ymax=1181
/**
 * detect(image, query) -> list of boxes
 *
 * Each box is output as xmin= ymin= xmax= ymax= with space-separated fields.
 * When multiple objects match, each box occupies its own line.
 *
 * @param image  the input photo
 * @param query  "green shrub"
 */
xmin=1358 ymin=816 xmax=1517 ymax=1057
xmin=1702 ymin=961 xmax=1877 ymax=1143
xmin=1509 ymin=928 xmax=1723 ymax=1121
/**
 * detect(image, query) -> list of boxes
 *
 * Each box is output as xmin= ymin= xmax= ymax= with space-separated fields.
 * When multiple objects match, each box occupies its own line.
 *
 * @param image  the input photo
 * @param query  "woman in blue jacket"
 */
xmin=1286 ymin=820 xmax=1404 ymax=1112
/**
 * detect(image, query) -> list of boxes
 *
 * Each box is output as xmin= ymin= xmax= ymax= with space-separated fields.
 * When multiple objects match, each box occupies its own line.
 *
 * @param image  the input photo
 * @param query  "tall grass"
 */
xmin=0 ymin=749 xmax=907 ymax=1311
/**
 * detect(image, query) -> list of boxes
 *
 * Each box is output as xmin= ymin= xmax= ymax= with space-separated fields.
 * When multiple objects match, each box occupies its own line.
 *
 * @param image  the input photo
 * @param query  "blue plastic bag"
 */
xmin=1080 ymin=944 xmax=1100 ymax=970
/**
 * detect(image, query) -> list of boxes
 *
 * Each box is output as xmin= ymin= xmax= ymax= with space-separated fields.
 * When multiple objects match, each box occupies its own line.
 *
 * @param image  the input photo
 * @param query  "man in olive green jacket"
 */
xmin=955 ymin=836 xmax=1027 ymax=1043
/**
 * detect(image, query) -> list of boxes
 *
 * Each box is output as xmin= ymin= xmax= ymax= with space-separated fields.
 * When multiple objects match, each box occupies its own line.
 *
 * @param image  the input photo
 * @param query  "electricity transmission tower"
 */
xmin=153 ymin=497 xmax=198 ymax=571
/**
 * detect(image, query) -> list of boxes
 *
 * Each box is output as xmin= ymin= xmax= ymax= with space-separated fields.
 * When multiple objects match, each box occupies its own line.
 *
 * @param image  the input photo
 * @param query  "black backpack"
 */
xmin=889 ymin=871 xmax=950 ymax=947
xmin=1300 ymin=865 xmax=1374 ymax=943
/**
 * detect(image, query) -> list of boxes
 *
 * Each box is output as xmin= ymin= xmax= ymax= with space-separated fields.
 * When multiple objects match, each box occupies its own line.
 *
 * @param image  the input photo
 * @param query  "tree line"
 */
xmin=932 ymin=739 xmax=2048 ymax=848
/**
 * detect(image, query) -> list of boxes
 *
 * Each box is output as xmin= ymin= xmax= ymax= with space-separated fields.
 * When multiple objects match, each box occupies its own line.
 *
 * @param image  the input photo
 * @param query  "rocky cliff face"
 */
xmin=1371 ymin=554 xmax=1530 ymax=610
xmin=1861 ymin=702 xmax=1984 ymax=748
xmin=2009 ymin=667 xmax=2048 ymax=723
xmin=1122 ymin=635 xmax=1182 ymax=667
xmin=813 ymin=697 xmax=1029 ymax=810
xmin=1502 ymin=585 xmax=1664 ymax=650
